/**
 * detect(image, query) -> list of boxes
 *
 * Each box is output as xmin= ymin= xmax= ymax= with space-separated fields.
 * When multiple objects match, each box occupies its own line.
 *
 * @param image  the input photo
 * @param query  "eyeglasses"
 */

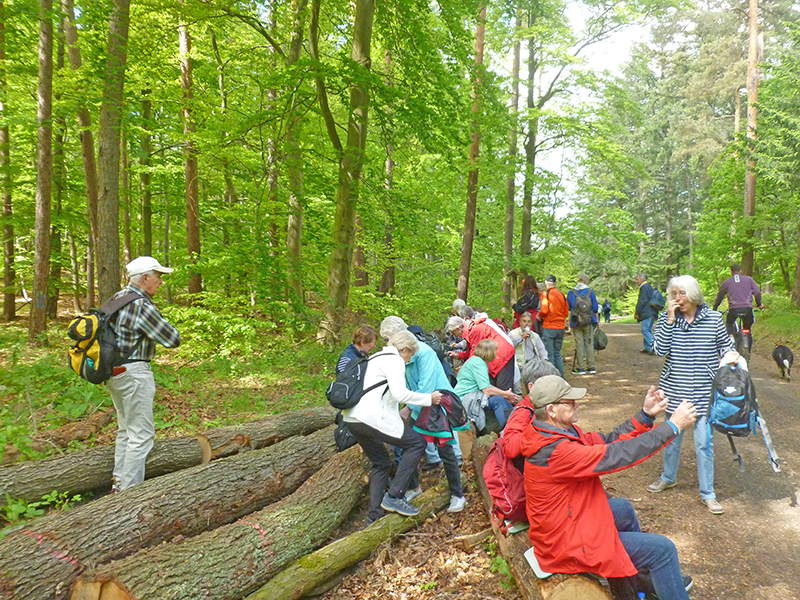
xmin=555 ymin=399 xmax=577 ymax=408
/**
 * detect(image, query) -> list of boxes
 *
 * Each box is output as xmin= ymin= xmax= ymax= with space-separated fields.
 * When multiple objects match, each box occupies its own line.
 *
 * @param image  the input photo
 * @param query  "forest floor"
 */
xmin=321 ymin=322 xmax=800 ymax=600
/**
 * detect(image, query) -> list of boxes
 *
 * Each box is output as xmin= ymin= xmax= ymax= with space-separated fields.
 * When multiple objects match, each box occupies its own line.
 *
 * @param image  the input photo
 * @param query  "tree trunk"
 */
xmin=69 ymin=445 xmax=370 ymax=600
xmin=248 ymin=481 xmax=452 ymax=600
xmin=378 ymin=49 xmax=396 ymax=296
xmin=503 ymin=11 xmax=522 ymax=313
xmin=0 ymin=0 xmax=15 ymax=322
xmin=96 ymin=0 xmax=130 ymax=303
xmin=353 ymin=215 xmax=368 ymax=287
xmin=285 ymin=0 xmax=308 ymax=306
xmin=741 ymin=0 xmax=760 ymax=276
xmin=162 ymin=187 xmax=172 ymax=303
xmin=28 ymin=0 xmax=53 ymax=345
xmin=180 ymin=14 xmax=201 ymax=296
xmin=46 ymin=32 xmax=65 ymax=321
xmin=791 ymin=221 xmax=800 ymax=307
xmin=121 ymin=137 xmax=131 ymax=264
xmin=521 ymin=25 xmax=538 ymax=259
xmin=61 ymin=0 xmax=99 ymax=288
xmin=139 ymin=93 xmax=152 ymax=256
xmin=472 ymin=435 xmax=611 ymax=600
xmin=68 ymin=230 xmax=82 ymax=312
xmin=317 ymin=0 xmax=375 ymax=345
xmin=0 ymin=406 xmax=336 ymax=507
xmin=0 ymin=426 xmax=338 ymax=600
xmin=456 ymin=4 xmax=486 ymax=302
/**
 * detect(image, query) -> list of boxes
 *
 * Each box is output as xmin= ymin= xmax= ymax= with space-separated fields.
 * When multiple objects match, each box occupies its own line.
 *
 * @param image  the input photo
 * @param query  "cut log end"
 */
xmin=538 ymin=573 xmax=613 ymax=600
xmin=197 ymin=433 xmax=212 ymax=464
xmin=71 ymin=576 xmax=132 ymax=600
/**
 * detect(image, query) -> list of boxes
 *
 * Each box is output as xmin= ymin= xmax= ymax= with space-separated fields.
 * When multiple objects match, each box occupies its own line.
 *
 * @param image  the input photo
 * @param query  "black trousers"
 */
xmin=347 ymin=420 xmax=427 ymax=521
xmin=490 ymin=356 xmax=516 ymax=391
xmin=409 ymin=440 xmax=463 ymax=498
xmin=725 ymin=307 xmax=754 ymax=336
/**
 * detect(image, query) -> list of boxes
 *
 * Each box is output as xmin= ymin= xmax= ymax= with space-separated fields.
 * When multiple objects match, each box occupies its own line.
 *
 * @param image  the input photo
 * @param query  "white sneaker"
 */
xmin=405 ymin=486 xmax=422 ymax=502
xmin=447 ymin=495 xmax=466 ymax=513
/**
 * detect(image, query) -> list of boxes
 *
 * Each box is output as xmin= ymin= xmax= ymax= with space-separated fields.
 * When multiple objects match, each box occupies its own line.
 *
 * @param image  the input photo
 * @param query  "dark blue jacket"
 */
xmin=635 ymin=282 xmax=657 ymax=322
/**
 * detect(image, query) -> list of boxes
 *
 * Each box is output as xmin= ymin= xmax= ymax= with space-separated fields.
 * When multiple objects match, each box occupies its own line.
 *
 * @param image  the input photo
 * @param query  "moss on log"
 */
xmin=248 ymin=480 xmax=452 ymax=600
xmin=0 ymin=406 xmax=336 ymax=508
xmin=0 ymin=425 xmax=337 ymax=600
xmin=69 ymin=445 xmax=370 ymax=600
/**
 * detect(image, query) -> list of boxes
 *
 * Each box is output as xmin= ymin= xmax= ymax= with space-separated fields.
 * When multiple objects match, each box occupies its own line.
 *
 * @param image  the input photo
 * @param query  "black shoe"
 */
xmin=684 ymin=575 xmax=694 ymax=593
xmin=421 ymin=461 xmax=442 ymax=472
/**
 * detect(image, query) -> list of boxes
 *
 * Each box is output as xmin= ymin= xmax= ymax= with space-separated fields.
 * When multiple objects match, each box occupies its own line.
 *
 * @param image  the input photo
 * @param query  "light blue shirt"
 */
xmin=406 ymin=342 xmax=453 ymax=419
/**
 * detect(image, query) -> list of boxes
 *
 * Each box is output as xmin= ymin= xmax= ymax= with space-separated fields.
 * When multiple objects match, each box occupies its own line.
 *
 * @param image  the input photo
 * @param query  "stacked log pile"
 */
xmin=0 ymin=425 xmax=338 ymax=600
xmin=0 ymin=406 xmax=336 ymax=508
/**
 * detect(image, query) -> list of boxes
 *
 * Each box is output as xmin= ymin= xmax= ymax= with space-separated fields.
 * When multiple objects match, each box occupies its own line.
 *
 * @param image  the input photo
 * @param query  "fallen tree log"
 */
xmin=2 ymin=410 xmax=115 ymax=466
xmin=0 ymin=425 xmax=338 ymax=600
xmin=69 ymin=444 xmax=370 ymax=600
xmin=247 ymin=480 xmax=452 ymax=600
xmin=0 ymin=406 xmax=336 ymax=507
xmin=472 ymin=434 xmax=612 ymax=600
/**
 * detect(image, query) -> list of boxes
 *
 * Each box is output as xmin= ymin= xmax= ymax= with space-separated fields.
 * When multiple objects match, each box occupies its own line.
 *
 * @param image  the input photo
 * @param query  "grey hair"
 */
xmin=578 ymin=273 xmax=590 ymax=284
xmin=446 ymin=316 xmax=465 ymax=332
xmin=636 ymin=273 xmax=647 ymax=282
xmin=129 ymin=271 xmax=153 ymax=285
xmin=379 ymin=316 xmax=408 ymax=339
xmin=457 ymin=305 xmax=475 ymax=319
xmin=520 ymin=358 xmax=560 ymax=392
xmin=534 ymin=406 xmax=548 ymax=420
xmin=388 ymin=330 xmax=419 ymax=354
xmin=666 ymin=275 xmax=704 ymax=306
xmin=452 ymin=298 xmax=466 ymax=311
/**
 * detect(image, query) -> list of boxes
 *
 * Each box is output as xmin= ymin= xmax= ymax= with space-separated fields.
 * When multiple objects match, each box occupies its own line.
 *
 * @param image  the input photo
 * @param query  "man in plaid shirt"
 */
xmin=107 ymin=256 xmax=181 ymax=490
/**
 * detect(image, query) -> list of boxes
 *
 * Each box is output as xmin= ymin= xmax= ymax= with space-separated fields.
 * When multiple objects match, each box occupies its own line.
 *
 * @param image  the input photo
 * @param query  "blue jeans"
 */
xmin=487 ymin=395 xmax=513 ymax=428
xmin=659 ymin=415 xmax=715 ymax=499
xmin=425 ymin=435 xmax=462 ymax=464
xmin=641 ymin=316 xmax=655 ymax=351
xmin=608 ymin=498 xmax=690 ymax=600
xmin=542 ymin=328 xmax=565 ymax=376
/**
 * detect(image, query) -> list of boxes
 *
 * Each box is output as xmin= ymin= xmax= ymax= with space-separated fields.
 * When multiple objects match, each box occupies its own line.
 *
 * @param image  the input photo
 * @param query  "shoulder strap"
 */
xmin=100 ymin=292 xmax=143 ymax=316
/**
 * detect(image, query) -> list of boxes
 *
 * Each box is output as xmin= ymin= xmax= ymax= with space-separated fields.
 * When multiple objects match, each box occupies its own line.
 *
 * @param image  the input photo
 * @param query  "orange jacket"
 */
xmin=538 ymin=287 xmax=569 ymax=330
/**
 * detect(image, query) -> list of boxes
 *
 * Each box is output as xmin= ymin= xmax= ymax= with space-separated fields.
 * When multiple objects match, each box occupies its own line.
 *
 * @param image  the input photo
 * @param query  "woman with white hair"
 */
xmin=342 ymin=330 xmax=442 ymax=523
xmin=646 ymin=275 xmax=738 ymax=515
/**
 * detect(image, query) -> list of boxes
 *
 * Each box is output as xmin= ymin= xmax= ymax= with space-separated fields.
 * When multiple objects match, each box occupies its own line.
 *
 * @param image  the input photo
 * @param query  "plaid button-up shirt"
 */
xmin=110 ymin=284 xmax=181 ymax=361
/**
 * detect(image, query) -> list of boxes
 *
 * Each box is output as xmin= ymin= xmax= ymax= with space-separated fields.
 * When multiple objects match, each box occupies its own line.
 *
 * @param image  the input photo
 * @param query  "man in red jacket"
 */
xmin=520 ymin=375 xmax=696 ymax=600
xmin=446 ymin=315 xmax=516 ymax=392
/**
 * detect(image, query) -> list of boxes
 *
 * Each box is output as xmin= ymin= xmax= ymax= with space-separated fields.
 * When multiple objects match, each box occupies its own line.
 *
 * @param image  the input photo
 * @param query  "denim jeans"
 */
xmin=107 ymin=362 xmax=156 ymax=490
xmin=542 ymin=328 xmax=566 ymax=376
xmin=659 ymin=415 xmax=715 ymax=499
xmin=487 ymin=395 xmax=513 ymax=428
xmin=425 ymin=433 xmax=462 ymax=464
xmin=347 ymin=420 xmax=427 ymax=522
xmin=608 ymin=498 xmax=690 ymax=600
xmin=641 ymin=316 xmax=655 ymax=351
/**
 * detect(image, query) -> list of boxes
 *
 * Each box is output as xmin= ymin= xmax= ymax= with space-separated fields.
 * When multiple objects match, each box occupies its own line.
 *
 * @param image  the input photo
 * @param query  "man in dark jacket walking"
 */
xmin=634 ymin=273 xmax=657 ymax=354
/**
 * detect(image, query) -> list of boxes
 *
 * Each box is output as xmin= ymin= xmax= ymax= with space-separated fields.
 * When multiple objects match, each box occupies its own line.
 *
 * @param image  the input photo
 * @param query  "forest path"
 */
xmin=321 ymin=321 xmax=800 ymax=600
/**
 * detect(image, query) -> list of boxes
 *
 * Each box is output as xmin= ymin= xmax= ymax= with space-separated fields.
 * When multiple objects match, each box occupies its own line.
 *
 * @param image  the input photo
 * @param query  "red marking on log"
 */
xmin=241 ymin=520 xmax=271 ymax=549
xmin=21 ymin=529 xmax=83 ymax=567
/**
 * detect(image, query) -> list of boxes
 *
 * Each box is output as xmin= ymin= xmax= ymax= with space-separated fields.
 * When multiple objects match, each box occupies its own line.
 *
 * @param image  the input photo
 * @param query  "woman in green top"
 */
xmin=454 ymin=339 xmax=520 ymax=433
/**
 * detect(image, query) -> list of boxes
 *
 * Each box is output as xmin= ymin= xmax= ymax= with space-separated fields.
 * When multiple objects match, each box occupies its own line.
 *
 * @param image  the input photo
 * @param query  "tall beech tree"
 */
xmin=0 ymin=0 xmax=13 ymax=322
xmin=457 ymin=4 xmax=486 ymax=302
xmin=29 ymin=0 xmax=53 ymax=344
xmin=96 ymin=0 xmax=131 ymax=303
xmin=313 ymin=0 xmax=376 ymax=344
xmin=741 ymin=0 xmax=760 ymax=276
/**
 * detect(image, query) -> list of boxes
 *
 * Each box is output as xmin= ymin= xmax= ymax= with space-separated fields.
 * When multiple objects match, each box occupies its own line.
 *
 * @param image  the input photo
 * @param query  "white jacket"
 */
xmin=342 ymin=346 xmax=432 ymax=438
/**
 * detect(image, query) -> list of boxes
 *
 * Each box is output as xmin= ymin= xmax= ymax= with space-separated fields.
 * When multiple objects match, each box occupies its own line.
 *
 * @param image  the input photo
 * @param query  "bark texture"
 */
xmin=69 ymin=445 xmax=370 ymax=600
xmin=0 ymin=426 xmax=337 ymax=600
xmin=248 ymin=481 xmax=451 ymax=600
xmin=0 ymin=406 xmax=336 ymax=506
xmin=0 ymin=0 xmax=14 ymax=322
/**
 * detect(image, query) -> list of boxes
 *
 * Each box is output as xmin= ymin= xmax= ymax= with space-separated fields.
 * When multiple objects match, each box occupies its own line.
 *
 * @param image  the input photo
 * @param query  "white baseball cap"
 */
xmin=126 ymin=256 xmax=174 ymax=278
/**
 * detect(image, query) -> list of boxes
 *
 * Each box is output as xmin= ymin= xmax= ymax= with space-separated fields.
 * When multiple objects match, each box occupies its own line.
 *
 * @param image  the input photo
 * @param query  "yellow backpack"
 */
xmin=67 ymin=293 xmax=142 ymax=384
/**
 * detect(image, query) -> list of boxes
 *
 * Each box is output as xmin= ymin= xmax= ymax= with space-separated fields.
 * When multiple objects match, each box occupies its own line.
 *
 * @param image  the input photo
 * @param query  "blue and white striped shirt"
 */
xmin=654 ymin=304 xmax=733 ymax=417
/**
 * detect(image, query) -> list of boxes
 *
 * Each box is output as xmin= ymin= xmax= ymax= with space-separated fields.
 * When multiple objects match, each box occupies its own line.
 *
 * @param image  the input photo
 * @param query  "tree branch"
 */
xmin=310 ymin=0 xmax=343 ymax=153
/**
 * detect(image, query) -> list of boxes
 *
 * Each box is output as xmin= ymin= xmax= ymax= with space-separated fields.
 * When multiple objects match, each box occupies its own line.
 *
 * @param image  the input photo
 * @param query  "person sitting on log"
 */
xmin=453 ymin=339 xmax=519 ymax=434
xmin=519 ymin=375 xmax=696 ymax=600
xmin=336 ymin=325 xmax=377 ymax=374
xmin=342 ymin=330 xmax=441 ymax=524
xmin=446 ymin=313 xmax=518 ymax=393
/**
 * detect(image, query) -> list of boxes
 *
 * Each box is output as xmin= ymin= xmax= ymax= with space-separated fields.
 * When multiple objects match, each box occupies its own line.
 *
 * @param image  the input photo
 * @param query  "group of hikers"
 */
xmin=334 ymin=266 xmax=769 ymax=600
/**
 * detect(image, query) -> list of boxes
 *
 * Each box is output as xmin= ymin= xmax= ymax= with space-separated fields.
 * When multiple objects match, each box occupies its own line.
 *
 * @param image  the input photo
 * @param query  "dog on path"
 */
xmin=772 ymin=345 xmax=793 ymax=382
